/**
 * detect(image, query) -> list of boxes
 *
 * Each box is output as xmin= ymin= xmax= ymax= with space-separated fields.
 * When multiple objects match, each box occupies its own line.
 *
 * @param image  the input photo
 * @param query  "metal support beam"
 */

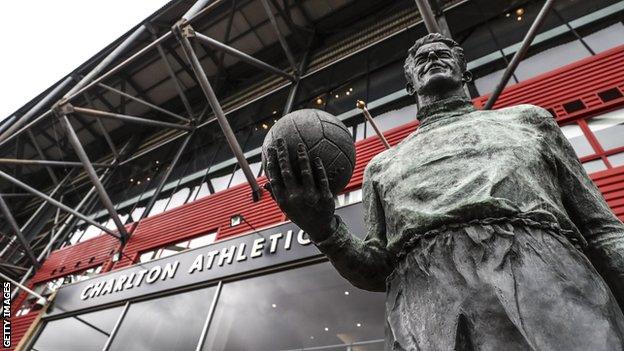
xmin=0 ymin=195 xmax=39 ymax=267
xmin=0 ymin=158 xmax=111 ymax=168
xmin=84 ymin=93 xmax=120 ymax=160
xmin=283 ymin=48 xmax=311 ymax=114
xmin=64 ymin=26 xmax=147 ymax=98
xmin=357 ymin=100 xmax=391 ymax=149
xmin=97 ymin=83 xmax=191 ymax=123
xmin=141 ymin=131 xmax=195 ymax=221
xmin=147 ymin=26 xmax=195 ymax=118
xmin=175 ymin=24 xmax=263 ymax=201
xmin=72 ymin=106 xmax=193 ymax=131
xmin=0 ymin=170 xmax=119 ymax=239
xmin=59 ymin=114 xmax=128 ymax=241
xmin=260 ymin=0 xmax=298 ymax=73
xmin=0 ymin=76 xmax=73 ymax=144
xmin=414 ymin=0 xmax=441 ymax=34
xmin=484 ymin=0 xmax=555 ymax=110
xmin=188 ymin=26 xmax=296 ymax=81
xmin=0 ymin=172 xmax=72 ymax=260
xmin=26 ymin=130 xmax=59 ymax=184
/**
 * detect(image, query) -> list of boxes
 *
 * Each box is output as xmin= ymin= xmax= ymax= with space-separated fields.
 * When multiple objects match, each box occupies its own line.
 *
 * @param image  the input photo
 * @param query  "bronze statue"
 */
xmin=265 ymin=33 xmax=624 ymax=350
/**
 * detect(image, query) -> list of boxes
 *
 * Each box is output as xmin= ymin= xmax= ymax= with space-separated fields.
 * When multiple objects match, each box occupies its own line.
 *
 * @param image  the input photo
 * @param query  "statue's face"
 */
xmin=406 ymin=42 xmax=463 ymax=96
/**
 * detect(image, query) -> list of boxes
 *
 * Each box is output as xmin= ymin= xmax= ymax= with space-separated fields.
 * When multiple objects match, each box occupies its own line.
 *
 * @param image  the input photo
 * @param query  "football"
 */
xmin=261 ymin=109 xmax=356 ymax=195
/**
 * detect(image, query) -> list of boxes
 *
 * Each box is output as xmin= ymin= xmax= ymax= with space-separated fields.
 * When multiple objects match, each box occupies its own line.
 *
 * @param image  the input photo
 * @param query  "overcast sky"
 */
xmin=0 ymin=0 xmax=171 ymax=121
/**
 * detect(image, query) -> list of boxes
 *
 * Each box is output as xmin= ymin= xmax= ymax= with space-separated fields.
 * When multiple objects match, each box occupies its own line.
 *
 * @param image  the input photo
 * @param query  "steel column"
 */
xmin=0 ymin=170 xmax=119 ymax=238
xmin=151 ymin=32 xmax=195 ymax=118
xmin=0 ymin=76 xmax=73 ymax=143
xmin=283 ymin=48 xmax=311 ymax=114
xmin=72 ymin=106 xmax=193 ymax=131
xmin=64 ymin=26 xmax=147 ymax=98
xmin=0 ymin=172 xmax=72 ymax=259
xmin=60 ymin=114 xmax=128 ymax=241
xmin=26 ymin=130 xmax=59 ymax=184
xmin=176 ymin=25 xmax=263 ymax=201
xmin=0 ymin=158 xmax=111 ymax=168
xmin=484 ymin=0 xmax=555 ymax=110
xmin=84 ymin=93 xmax=120 ymax=160
xmin=140 ymin=131 xmax=195 ymax=221
xmin=414 ymin=0 xmax=441 ymax=34
xmin=0 ymin=195 xmax=39 ymax=266
xmin=191 ymin=29 xmax=296 ymax=81
xmin=260 ymin=0 xmax=298 ymax=73
xmin=96 ymin=83 xmax=191 ymax=123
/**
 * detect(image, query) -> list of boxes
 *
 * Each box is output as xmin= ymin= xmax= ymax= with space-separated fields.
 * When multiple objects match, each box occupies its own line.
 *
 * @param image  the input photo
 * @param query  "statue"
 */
xmin=264 ymin=33 xmax=624 ymax=350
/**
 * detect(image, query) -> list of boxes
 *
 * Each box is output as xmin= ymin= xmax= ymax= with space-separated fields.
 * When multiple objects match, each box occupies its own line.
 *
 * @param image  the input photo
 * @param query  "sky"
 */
xmin=0 ymin=0 xmax=172 ymax=121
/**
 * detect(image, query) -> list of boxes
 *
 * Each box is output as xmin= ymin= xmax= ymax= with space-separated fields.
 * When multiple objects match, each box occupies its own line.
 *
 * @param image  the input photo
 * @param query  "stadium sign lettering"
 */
xmin=80 ymin=229 xmax=311 ymax=301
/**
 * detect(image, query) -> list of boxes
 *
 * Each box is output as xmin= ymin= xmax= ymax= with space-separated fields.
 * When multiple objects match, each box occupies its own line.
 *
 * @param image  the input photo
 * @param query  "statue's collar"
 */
xmin=417 ymin=96 xmax=476 ymax=128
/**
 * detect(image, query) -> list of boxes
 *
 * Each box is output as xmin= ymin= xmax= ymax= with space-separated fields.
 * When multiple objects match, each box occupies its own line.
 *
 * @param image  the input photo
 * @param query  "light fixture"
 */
xmin=262 ymin=123 xmax=269 ymax=130
xmin=272 ymin=110 xmax=277 ymax=115
xmin=324 ymin=327 xmax=329 ymax=331
xmin=130 ymin=178 xmax=134 ymax=182
xmin=356 ymin=323 xmax=362 ymax=327
xmin=147 ymin=177 xmax=151 ymax=181
xmin=335 ymin=94 xmax=339 ymax=98
xmin=316 ymin=97 xmax=324 ymax=105
xmin=349 ymin=87 xmax=353 ymax=92
xmin=515 ymin=8 xmax=525 ymax=16
xmin=506 ymin=12 xmax=511 ymax=17
xmin=111 ymin=252 xmax=121 ymax=262
xmin=310 ymin=336 xmax=314 ymax=340
xmin=517 ymin=16 xmax=522 ymax=21
xmin=346 ymin=91 xmax=351 ymax=96
xmin=156 ymin=160 xmax=160 ymax=164
xmin=344 ymin=291 xmax=350 ymax=295
xmin=271 ymin=303 xmax=277 ymax=308
xmin=230 ymin=214 xmax=243 ymax=227
xmin=137 ymin=181 xmax=141 ymax=185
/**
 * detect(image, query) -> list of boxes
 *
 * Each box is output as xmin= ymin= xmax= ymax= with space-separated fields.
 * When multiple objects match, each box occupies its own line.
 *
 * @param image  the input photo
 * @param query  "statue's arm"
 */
xmin=315 ymin=160 xmax=395 ymax=292
xmin=265 ymin=139 xmax=394 ymax=292
xmin=537 ymin=107 xmax=624 ymax=307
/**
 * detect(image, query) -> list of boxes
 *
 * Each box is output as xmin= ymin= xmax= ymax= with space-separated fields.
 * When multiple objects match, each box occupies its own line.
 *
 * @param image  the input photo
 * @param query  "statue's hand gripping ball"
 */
xmin=262 ymin=109 xmax=356 ymax=196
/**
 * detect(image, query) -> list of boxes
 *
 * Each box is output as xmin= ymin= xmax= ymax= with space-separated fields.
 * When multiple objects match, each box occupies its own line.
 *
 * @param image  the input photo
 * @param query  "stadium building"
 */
xmin=1 ymin=0 xmax=623 ymax=349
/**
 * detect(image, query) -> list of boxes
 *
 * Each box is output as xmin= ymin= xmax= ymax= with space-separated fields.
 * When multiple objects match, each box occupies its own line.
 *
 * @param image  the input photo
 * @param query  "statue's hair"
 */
xmin=404 ymin=33 xmax=467 ymax=88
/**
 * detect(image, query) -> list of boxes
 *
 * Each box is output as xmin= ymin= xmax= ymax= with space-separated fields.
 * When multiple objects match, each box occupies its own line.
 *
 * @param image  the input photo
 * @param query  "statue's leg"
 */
xmin=473 ymin=224 xmax=624 ymax=351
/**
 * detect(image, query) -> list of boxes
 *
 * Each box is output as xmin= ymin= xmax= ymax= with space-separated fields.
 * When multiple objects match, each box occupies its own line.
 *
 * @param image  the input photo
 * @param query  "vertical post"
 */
xmin=1 ymin=171 xmax=73 ymax=260
xmin=175 ymin=24 xmax=263 ymax=201
xmin=26 ymin=130 xmax=59 ymax=184
xmin=140 ymin=131 xmax=194 ymax=220
xmin=484 ymin=0 xmax=555 ymax=109
xmin=59 ymin=113 xmax=129 ymax=242
xmin=283 ymin=49 xmax=311 ymax=114
xmin=260 ymin=0 xmax=298 ymax=73
xmin=414 ymin=0 xmax=441 ymax=34
xmin=0 ymin=195 xmax=39 ymax=267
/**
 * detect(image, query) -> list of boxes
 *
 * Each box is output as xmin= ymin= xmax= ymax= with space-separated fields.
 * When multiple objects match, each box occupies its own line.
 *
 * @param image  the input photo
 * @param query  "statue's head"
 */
xmin=404 ymin=33 xmax=471 ymax=98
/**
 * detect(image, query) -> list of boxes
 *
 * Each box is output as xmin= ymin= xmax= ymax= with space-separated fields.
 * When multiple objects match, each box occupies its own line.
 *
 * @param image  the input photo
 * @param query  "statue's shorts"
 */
xmin=385 ymin=222 xmax=624 ymax=351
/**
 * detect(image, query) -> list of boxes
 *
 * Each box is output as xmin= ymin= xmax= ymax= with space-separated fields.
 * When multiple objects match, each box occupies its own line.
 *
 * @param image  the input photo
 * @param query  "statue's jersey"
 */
xmin=315 ymin=97 xmax=624 ymax=293
xmin=369 ymin=99 xmax=593 ymax=255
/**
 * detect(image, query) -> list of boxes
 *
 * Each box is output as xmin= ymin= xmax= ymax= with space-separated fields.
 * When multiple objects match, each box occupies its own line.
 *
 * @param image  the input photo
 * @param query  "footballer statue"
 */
xmin=264 ymin=33 xmax=624 ymax=350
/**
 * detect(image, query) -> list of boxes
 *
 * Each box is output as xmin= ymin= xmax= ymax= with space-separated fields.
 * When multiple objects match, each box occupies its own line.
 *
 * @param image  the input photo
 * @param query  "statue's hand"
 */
xmin=265 ymin=138 xmax=337 ymax=242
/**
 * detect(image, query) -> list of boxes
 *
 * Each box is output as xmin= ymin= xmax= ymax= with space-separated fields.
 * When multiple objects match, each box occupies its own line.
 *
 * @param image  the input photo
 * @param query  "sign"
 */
xmin=48 ymin=203 xmax=365 ymax=317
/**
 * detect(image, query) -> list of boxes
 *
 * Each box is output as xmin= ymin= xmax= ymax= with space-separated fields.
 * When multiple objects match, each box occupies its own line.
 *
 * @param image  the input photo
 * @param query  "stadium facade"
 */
xmin=0 ymin=0 xmax=623 ymax=349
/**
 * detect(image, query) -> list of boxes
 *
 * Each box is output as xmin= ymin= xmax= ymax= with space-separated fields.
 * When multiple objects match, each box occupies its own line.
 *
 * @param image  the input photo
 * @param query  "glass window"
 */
xmin=80 ymin=225 xmax=103 ymax=242
xmin=229 ymin=161 xmax=261 ymax=188
xmin=584 ymin=23 xmax=624 ymax=54
xmin=587 ymin=108 xmax=624 ymax=151
xmin=514 ymin=40 xmax=591 ymax=82
xmin=147 ymin=197 xmax=169 ymax=217
xmin=108 ymin=286 xmax=217 ymax=351
xmin=210 ymin=173 xmax=231 ymax=193
xmin=202 ymin=262 xmax=385 ymax=351
xmin=30 ymin=306 xmax=124 ymax=351
xmin=195 ymin=182 xmax=212 ymax=200
xmin=582 ymin=159 xmax=608 ymax=174
xmin=138 ymin=231 xmax=217 ymax=263
xmin=165 ymin=187 xmax=190 ymax=211
xmin=607 ymin=152 xmax=624 ymax=167
xmin=366 ymin=104 xmax=417 ymax=137
xmin=131 ymin=207 xmax=146 ymax=222
xmin=559 ymin=123 xmax=595 ymax=158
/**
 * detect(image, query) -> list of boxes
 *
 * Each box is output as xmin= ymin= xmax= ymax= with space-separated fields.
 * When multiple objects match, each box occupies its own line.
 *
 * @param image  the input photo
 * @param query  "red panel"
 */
xmin=473 ymin=45 xmax=624 ymax=124
xmin=5 ymin=313 xmax=39 ymax=350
